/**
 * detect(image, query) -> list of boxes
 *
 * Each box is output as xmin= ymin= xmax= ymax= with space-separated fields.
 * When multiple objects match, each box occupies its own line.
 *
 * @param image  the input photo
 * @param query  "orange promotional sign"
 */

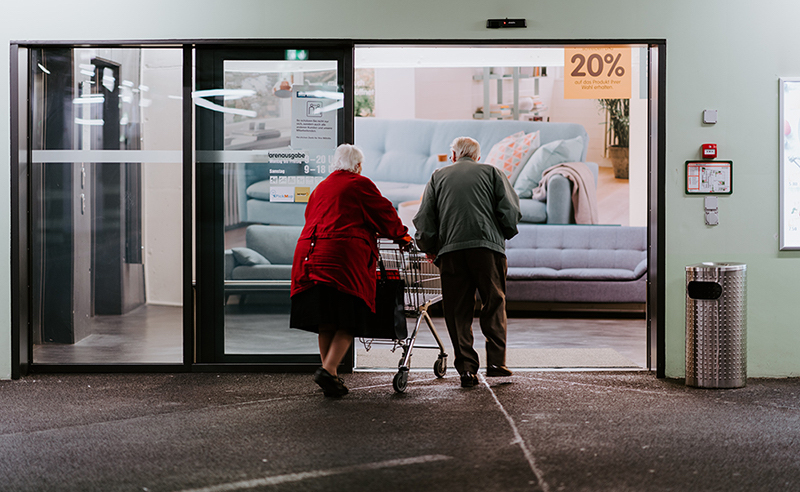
xmin=564 ymin=46 xmax=631 ymax=99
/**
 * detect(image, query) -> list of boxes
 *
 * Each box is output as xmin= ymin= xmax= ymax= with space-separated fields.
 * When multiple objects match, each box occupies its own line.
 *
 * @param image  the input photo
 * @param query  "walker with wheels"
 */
xmin=359 ymin=240 xmax=447 ymax=393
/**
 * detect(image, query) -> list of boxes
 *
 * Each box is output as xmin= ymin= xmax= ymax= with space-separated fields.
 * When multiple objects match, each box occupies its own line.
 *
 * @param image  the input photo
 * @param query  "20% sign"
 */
xmin=564 ymin=46 xmax=631 ymax=99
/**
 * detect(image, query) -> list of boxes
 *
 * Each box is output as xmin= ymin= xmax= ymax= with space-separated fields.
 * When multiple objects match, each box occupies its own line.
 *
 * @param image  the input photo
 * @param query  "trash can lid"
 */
xmin=686 ymin=262 xmax=746 ymax=272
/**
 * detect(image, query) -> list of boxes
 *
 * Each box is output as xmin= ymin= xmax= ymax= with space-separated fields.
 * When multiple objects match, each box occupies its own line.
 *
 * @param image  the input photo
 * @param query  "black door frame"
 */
xmin=193 ymin=42 xmax=354 ymax=367
xmin=9 ymin=39 xmax=666 ymax=378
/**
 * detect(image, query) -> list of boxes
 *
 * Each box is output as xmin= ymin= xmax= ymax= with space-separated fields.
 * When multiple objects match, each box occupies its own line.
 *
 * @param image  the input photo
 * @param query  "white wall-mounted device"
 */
xmin=704 ymin=196 xmax=719 ymax=226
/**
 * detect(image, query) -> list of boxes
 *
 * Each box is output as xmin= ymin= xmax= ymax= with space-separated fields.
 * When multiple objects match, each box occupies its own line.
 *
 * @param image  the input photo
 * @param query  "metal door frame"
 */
xmin=9 ymin=38 xmax=666 ymax=377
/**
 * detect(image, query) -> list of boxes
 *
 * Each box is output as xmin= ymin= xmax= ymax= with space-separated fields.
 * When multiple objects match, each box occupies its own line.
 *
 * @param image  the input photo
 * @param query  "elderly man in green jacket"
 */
xmin=413 ymin=136 xmax=522 ymax=388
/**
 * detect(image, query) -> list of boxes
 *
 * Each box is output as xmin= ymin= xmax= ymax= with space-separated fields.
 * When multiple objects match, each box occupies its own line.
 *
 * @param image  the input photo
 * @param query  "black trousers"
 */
xmin=438 ymin=248 xmax=508 ymax=375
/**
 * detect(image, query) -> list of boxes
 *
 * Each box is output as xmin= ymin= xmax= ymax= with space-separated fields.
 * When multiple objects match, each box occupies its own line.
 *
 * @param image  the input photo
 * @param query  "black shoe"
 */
xmin=314 ymin=367 xmax=349 ymax=397
xmin=460 ymin=373 xmax=478 ymax=388
xmin=486 ymin=365 xmax=513 ymax=377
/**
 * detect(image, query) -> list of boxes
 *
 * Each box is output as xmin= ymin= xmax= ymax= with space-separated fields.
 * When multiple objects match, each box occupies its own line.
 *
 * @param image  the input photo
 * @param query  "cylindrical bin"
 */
xmin=685 ymin=262 xmax=747 ymax=388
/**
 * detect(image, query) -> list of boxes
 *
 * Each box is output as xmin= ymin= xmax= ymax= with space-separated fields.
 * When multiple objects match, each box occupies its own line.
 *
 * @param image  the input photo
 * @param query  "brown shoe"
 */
xmin=486 ymin=365 xmax=513 ymax=377
xmin=460 ymin=373 xmax=478 ymax=388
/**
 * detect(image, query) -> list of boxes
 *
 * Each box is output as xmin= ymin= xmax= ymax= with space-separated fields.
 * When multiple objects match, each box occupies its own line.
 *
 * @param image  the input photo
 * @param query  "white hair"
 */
xmin=330 ymin=144 xmax=364 ymax=172
xmin=450 ymin=137 xmax=481 ymax=161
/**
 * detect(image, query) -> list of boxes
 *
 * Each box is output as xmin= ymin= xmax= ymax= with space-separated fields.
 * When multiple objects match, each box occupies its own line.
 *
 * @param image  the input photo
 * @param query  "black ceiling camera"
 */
xmin=486 ymin=18 xmax=526 ymax=29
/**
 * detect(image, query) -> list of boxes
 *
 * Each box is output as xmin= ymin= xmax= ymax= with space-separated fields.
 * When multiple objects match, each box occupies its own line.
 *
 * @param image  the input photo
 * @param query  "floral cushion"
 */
xmin=483 ymin=131 xmax=541 ymax=184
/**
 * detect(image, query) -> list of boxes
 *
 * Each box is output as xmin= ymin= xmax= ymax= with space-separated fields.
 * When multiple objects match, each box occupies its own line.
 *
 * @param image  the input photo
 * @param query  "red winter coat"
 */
xmin=290 ymin=170 xmax=408 ymax=312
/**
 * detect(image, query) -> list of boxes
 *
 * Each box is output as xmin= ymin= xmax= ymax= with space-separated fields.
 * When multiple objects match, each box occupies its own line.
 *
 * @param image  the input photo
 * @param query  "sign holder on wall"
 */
xmin=685 ymin=160 xmax=733 ymax=195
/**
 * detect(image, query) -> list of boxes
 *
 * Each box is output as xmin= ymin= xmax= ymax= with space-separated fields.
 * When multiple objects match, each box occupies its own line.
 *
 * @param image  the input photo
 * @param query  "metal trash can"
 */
xmin=685 ymin=262 xmax=747 ymax=388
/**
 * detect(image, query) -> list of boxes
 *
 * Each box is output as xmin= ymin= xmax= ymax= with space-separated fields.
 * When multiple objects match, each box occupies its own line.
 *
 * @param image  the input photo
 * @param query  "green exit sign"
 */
xmin=285 ymin=50 xmax=309 ymax=61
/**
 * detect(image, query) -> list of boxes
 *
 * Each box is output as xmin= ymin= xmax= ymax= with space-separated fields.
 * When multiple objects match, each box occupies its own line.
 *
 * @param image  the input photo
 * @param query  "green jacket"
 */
xmin=413 ymin=157 xmax=522 ymax=261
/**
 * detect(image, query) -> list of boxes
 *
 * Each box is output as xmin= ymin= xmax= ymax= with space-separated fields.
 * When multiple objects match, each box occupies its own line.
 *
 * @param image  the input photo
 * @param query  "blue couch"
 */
xmin=239 ymin=119 xmax=598 ymax=226
xmin=225 ymin=225 xmax=302 ymax=281
xmin=505 ymin=224 xmax=647 ymax=304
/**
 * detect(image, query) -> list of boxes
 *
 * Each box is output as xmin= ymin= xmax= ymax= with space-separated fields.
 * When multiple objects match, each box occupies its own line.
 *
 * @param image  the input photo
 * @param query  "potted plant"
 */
xmin=598 ymin=98 xmax=630 ymax=179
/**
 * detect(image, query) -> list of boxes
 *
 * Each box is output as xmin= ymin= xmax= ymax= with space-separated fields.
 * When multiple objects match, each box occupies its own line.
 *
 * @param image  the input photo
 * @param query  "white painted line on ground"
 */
xmin=481 ymin=374 xmax=550 ymax=492
xmin=521 ymin=376 xmax=687 ymax=397
xmin=174 ymin=454 xmax=452 ymax=492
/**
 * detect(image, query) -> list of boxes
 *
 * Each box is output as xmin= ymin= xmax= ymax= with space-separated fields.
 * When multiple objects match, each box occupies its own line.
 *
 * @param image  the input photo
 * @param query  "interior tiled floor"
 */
xmin=33 ymin=302 xmax=647 ymax=368
xmin=33 ymin=304 xmax=184 ymax=364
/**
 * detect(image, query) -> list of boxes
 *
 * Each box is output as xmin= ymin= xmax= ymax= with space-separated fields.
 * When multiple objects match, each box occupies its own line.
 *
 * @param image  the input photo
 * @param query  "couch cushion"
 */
xmin=356 ymin=119 xmax=440 ymax=184
xmin=519 ymin=198 xmax=547 ymax=224
xmin=231 ymin=247 xmax=270 ymax=266
xmin=507 ymin=266 xmax=641 ymax=281
xmin=484 ymin=131 xmax=540 ymax=184
xmin=246 ymin=180 xmax=272 ymax=200
xmin=506 ymin=248 xmax=645 ymax=272
xmin=505 ymin=225 xmax=647 ymax=277
xmin=246 ymin=225 xmax=303 ymax=264
xmin=513 ymin=136 xmax=585 ymax=198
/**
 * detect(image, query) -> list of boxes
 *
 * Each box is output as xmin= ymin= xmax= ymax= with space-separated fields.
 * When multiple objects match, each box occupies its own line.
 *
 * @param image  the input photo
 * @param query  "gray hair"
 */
xmin=331 ymin=144 xmax=364 ymax=172
xmin=450 ymin=137 xmax=480 ymax=161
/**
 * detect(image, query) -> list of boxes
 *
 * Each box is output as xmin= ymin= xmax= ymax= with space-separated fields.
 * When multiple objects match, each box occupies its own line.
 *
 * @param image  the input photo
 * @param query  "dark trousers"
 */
xmin=439 ymin=248 xmax=508 ymax=375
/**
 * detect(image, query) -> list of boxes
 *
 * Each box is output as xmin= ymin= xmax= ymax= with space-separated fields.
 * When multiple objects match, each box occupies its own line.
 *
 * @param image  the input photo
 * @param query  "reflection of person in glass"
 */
xmin=290 ymin=144 xmax=413 ymax=397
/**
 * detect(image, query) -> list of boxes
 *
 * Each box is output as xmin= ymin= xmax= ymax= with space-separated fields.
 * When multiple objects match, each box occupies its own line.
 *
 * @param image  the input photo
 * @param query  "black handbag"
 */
xmin=370 ymin=258 xmax=408 ymax=340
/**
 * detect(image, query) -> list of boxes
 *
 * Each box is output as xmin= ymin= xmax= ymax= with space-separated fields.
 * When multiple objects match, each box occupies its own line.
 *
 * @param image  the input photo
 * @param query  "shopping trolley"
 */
xmin=359 ymin=239 xmax=448 ymax=393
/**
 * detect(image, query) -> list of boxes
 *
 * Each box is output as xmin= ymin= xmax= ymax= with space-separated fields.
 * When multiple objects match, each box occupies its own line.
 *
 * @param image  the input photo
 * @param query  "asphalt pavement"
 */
xmin=1 ymin=370 xmax=799 ymax=491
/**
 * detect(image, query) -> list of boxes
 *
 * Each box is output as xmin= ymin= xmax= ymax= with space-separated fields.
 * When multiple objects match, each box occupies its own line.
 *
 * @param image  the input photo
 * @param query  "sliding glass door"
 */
xmin=194 ymin=44 xmax=353 ymax=364
xmin=27 ymin=47 xmax=184 ymax=365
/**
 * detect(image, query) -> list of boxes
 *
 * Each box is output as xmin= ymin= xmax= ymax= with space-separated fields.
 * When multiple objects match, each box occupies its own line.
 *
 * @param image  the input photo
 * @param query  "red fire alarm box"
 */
xmin=702 ymin=143 xmax=717 ymax=159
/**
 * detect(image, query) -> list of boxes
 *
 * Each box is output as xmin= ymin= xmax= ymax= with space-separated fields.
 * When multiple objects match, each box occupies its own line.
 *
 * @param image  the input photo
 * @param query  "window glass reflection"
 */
xmin=31 ymin=48 xmax=183 ymax=364
xmin=218 ymin=58 xmax=341 ymax=355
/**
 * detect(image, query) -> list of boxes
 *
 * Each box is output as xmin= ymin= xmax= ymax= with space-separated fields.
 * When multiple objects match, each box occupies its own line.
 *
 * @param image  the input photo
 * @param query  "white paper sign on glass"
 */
xmin=291 ymin=87 xmax=341 ymax=149
xmin=780 ymin=78 xmax=800 ymax=250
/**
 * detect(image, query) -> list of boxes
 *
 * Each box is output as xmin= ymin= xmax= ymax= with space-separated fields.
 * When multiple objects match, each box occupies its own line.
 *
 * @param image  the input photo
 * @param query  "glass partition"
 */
xmin=29 ymin=47 xmax=184 ymax=364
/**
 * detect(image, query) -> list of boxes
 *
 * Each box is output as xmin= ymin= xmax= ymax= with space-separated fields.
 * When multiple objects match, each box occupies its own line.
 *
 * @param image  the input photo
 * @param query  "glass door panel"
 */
xmin=195 ymin=46 xmax=350 ymax=362
xmin=29 ymin=47 xmax=184 ymax=364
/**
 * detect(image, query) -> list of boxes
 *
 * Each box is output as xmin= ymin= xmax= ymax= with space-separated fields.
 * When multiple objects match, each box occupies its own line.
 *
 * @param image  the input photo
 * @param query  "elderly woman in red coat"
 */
xmin=290 ymin=144 xmax=412 ymax=397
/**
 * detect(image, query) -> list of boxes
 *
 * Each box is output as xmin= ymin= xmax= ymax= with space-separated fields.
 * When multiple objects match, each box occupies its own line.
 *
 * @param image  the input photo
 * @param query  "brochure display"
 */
xmin=780 ymin=78 xmax=800 ymax=250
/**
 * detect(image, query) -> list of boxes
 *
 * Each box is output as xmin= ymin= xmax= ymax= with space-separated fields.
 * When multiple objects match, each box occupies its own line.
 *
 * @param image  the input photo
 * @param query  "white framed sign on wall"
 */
xmin=780 ymin=78 xmax=800 ymax=250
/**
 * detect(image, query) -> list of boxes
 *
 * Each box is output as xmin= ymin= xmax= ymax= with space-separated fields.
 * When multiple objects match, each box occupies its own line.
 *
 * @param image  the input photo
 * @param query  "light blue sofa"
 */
xmin=505 ymin=224 xmax=647 ymax=304
xmin=356 ymin=118 xmax=597 ymax=224
xmin=225 ymin=225 xmax=302 ymax=281
xmin=239 ymin=119 xmax=598 ymax=226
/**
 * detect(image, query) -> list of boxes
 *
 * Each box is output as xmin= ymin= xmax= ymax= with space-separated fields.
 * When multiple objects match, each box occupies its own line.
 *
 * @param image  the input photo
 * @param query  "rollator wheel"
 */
xmin=433 ymin=357 xmax=447 ymax=378
xmin=393 ymin=369 xmax=409 ymax=393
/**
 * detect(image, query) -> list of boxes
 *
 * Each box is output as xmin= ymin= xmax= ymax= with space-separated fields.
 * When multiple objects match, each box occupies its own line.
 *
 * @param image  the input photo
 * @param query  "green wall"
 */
xmin=2 ymin=0 xmax=799 ymax=379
